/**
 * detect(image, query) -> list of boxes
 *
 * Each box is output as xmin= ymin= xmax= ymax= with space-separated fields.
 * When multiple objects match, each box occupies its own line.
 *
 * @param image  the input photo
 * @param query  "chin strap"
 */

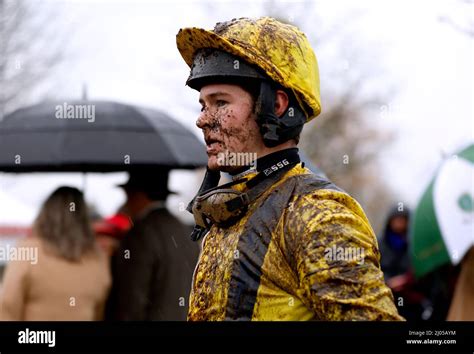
xmin=187 ymin=168 xmax=221 ymax=241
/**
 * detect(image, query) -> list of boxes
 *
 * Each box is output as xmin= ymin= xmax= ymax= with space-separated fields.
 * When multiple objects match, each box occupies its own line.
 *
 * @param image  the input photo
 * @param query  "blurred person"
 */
xmin=379 ymin=207 xmax=410 ymax=279
xmin=0 ymin=187 xmax=111 ymax=321
xmin=177 ymin=17 xmax=403 ymax=320
xmin=106 ymin=170 xmax=200 ymax=321
xmin=379 ymin=206 xmax=431 ymax=321
xmin=380 ymin=207 xmax=456 ymax=321
xmin=447 ymin=247 xmax=474 ymax=320
xmin=386 ymin=263 xmax=458 ymax=322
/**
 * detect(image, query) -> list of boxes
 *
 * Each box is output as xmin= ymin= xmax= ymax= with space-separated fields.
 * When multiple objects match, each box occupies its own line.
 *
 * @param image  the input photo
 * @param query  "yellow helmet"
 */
xmin=176 ymin=17 xmax=321 ymax=121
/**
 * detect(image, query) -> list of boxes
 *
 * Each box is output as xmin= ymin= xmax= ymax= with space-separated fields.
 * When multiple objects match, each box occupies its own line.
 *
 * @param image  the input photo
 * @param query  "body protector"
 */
xmin=187 ymin=162 xmax=405 ymax=321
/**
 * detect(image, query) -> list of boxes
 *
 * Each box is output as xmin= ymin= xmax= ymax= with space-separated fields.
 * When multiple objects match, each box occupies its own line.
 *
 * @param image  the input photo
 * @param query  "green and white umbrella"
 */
xmin=411 ymin=143 xmax=474 ymax=278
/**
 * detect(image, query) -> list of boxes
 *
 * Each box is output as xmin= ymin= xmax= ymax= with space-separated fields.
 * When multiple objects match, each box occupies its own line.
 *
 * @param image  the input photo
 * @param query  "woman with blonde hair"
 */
xmin=1 ymin=186 xmax=111 ymax=320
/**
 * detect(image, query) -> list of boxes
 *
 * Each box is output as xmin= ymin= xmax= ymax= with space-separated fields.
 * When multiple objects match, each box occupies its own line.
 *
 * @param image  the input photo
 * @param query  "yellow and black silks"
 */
xmin=188 ymin=164 xmax=404 ymax=321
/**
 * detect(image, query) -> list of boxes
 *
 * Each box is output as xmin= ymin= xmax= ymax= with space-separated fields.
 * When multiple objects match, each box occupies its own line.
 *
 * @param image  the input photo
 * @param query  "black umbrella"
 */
xmin=0 ymin=100 xmax=207 ymax=172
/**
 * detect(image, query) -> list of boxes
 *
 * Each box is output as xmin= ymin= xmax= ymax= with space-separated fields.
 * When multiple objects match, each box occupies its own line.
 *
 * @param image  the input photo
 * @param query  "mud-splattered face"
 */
xmin=197 ymin=83 xmax=266 ymax=172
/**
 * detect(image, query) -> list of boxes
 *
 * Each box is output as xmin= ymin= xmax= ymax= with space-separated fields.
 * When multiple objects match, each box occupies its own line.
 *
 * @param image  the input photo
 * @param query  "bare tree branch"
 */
xmin=0 ymin=0 xmax=67 ymax=119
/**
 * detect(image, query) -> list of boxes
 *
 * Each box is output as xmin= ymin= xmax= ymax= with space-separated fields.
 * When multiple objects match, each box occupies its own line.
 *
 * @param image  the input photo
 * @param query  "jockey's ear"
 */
xmin=274 ymin=90 xmax=289 ymax=117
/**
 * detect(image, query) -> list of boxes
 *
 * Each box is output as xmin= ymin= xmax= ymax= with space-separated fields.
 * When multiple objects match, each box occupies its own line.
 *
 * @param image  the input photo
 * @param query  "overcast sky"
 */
xmin=0 ymin=0 xmax=472 ymax=226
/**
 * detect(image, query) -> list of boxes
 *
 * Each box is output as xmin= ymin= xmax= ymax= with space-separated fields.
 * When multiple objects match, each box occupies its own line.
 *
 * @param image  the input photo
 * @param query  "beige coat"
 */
xmin=447 ymin=247 xmax=474 ymax=321
xmin=0 ymin=236 xmax=111 ymax=321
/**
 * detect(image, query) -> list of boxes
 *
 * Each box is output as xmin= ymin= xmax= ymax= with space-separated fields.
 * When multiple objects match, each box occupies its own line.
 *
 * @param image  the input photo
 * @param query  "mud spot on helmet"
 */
xmin=213 ymin=18 xmax=246 ymax=35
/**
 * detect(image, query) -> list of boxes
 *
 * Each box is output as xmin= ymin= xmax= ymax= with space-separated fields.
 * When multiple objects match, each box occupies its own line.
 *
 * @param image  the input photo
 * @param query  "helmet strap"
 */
xmin=256 ymin=81 xmax=306 ymax=148
xmin=186 ymin=167 xmax=221 ymax=241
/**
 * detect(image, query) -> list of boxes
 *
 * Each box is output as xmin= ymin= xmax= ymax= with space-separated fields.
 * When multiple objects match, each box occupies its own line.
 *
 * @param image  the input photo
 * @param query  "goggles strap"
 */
xmin=188 ymin=168 xmax=221 ymax=242
xmin=186 ymin=167 xmax=221 ymax=213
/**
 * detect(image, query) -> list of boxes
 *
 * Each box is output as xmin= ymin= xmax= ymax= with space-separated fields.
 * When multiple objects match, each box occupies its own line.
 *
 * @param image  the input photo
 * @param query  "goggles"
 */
xmin=191 ymin=179 xmax=250 ymax=229
xmin=187 ymin=149 xmax=301 ymax=241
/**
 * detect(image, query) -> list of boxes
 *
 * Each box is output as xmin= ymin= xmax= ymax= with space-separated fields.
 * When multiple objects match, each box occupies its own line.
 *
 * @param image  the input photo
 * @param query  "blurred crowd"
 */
xmin=0 ymin=171 xmax=199 ymax=321
xmin=0 ymin=173 xmax=471 ymax=321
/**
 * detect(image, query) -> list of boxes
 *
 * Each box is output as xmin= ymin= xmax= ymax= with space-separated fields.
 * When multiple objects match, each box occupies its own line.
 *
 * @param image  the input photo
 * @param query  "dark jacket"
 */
xmin=379 ymin=208 xmax=410 ymax=280
xmin=107 ymin=204 xmax=199 ymax=320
